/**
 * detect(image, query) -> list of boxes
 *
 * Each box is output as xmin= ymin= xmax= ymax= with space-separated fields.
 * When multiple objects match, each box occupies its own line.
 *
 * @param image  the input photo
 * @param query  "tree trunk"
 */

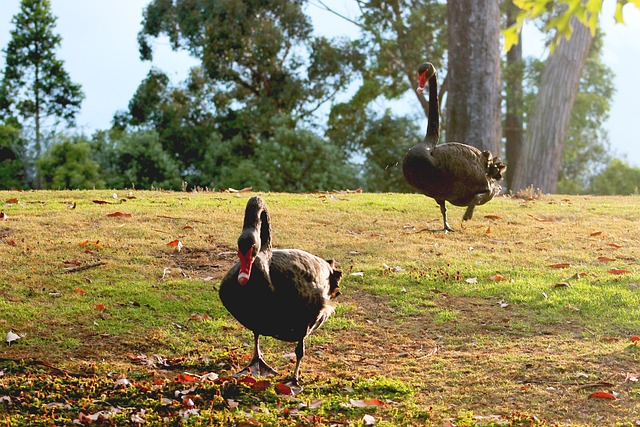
xmin=446 ymin=0 xmax=501 ymax=155
xmin=504 ymin=1 xmax=524 ymax=190
xmin=510 ymin=17 xmax=593 ymax=193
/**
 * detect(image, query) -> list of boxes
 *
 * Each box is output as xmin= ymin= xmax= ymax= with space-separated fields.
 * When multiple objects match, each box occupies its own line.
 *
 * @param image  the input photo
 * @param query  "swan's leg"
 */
xmin=463 ymin=192 xmax=489 ymax=221
xmin=286 ymin=340 xmax=305 ymax=392
xmin=234 ymin=332 xmax=279 ymax=377
xmin=436 ymin=200 xmax=454 ymax=233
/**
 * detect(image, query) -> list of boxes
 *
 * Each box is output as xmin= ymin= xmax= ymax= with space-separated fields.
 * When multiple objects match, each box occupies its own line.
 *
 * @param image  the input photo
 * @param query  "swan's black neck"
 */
xmin=242 ymin=196 xmax=272 ymax=253
xmin=423 ymin=73 xmax=440 ymax=147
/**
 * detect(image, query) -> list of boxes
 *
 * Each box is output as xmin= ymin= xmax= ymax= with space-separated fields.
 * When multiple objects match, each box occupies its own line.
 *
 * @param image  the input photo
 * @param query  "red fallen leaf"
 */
xmin=484 ymin=215 xmax=502 ymax=220
xmin=608 ymin=269 xmax=631 ymax=275
xmin=597 ymin=256 xmax=616 ymax=262
xmin=182 ymin=225 xmax=194 ymax=230
xmin=548 ymin=263 xmax=570 ymax=269
xmin=5 ymin=240 xmax=16 ymax=246
xmin=94 ymin=303 xmax=106 ymax=311
xmin=630 ymin=336 xmax=640 ymax=342
xmin=274 ymin=382 xmax=293 ymax=395
xmin=106 ymin=212 xmax=132 ymax=218
xmin=73 ymin=288 xmax=87 ymax=294
xmin=487 ymin=275 xmax=508 ymax=281
xmin=590 ymin=231 xmax=603 ymax=236
xmin=79 ymin=240 xmax=103 ymax=249
xmin=536 ymin=247 xmax=548 ymax=251
xmin=167 ymin=239 xmax=181 ymax=247
xmin=189 ymin=314 xmax=211 ymax=322
xmin=252 ymin=380 xmax=271 ymax=391
xmin=92 ymin=200 xmax=110 ymax=205
xmin=363 ymin=398 xmax=386 ymax=407
xmin=175 ymin=373 xmax=198 ymax=383
xmin=602 ymin=337 xmax=620 ymax=343
xmin=237 ymin=377 xmax=257 ymax=386
xmin=607 ymin=243 xmax=623 ymax=249
xmin=6 ymin=198 xmax=18 ymax=204
xmin=588 ymin=391 xmax=617 ymax=400
xmin=154 ymin=379 xmax=165 ymax=386
xmin=527 ymin=214 xmax=554 ymax=223
xmin=485 ymin=227 xmax=491 ymax=235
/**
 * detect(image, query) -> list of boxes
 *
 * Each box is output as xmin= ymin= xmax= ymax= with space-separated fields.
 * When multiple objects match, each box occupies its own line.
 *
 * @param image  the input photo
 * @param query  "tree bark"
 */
xmin=446 ymin=0 xmax=502 ymax=155
xmin=510 ymin=17 xmax=593 ymax=193
xmin=504 ymin=1 xmax=524 ymax=190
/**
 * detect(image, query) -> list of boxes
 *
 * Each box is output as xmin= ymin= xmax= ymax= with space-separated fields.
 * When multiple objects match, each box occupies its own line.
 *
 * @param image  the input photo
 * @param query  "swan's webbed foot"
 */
xmin=234 ymin=355 xmax=279 ymax=378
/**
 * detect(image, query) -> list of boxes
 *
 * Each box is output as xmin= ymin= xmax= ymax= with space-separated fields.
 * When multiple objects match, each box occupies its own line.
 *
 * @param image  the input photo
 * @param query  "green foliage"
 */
xmin=36 ymin=135 xmax=103 ymax=190
xmin=588 ymin=158 xmax=640 ymax=195
xmin=0 ymin=123 xmax=26 ymax=189
xmin=0 ymin=0 xmax=84 ymax=162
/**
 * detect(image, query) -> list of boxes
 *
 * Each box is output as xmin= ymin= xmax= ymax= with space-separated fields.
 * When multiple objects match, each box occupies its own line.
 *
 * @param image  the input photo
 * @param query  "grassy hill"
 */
xmin=1 ymin=190 xmax=639 ymax=426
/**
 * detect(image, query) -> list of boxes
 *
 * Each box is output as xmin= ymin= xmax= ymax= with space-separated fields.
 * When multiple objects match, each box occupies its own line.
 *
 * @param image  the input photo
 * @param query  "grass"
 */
xmin=1 ymin=190 xmax=640 ymax=426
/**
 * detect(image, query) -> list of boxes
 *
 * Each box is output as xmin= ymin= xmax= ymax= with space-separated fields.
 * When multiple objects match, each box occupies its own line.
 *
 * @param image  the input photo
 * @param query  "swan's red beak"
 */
xmin=417 ymin=71 xmax=428 ymax=94
xmin=237 ymin=249 xmax=253 ymax=285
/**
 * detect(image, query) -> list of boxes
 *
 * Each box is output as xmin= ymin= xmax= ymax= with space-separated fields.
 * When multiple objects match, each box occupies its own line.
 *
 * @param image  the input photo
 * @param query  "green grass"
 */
xmin=1 ymin=190 xmax=640 ymax=426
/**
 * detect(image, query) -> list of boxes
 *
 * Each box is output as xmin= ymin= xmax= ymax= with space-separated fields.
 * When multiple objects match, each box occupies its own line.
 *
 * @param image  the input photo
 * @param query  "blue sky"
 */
xmin=0 ymin=1 xmax=638 ymax=167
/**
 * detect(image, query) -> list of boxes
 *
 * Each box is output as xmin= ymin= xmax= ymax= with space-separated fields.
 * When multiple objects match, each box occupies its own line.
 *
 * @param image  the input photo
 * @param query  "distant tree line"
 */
xmin=1 ymin=0 xmax=639 ymax=195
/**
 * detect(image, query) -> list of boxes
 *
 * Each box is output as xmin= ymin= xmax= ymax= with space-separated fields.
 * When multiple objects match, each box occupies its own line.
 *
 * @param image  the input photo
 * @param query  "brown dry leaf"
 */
xmin=274 ymin=383 xmax=293 ymax=395
xmin=536 ymin=247 xmax=548 ymax=251
xmin=590 ymin=231 xmax=603 ymax=236
xmin=588 ymin=391 xmax=617 ymax=400
xmin=182 ymin=225 xmax=194 ymax=230
xmin=527 ymin=214 xmax=554 ymax=223
xmin=93 ymin=303 xmax=106 ymax=311
xmin=349 ymin=398 xmax=386 ymax=408
xmin=92 ymin=200 xmax=110 ymax=205
xmin=548 ymin=263 xmax=570 ymax=269
xmin=189 ymin=314 xmax=211 ymax=322
xmin=597 ymin=256 xmax=616 ymax=262
xmin=484 ymin=215 xmax=502 ymax=220
xmin=607 ymin=243 xmax=623 ymax=249
xmin=252 ymin=380 xmax=271 ymax=392
xmin=73 ymin=288 xmax=87 ymax=294
xmin=106 ymin=212 xmax=132 ymax=218
xmin=552 ymin=282 xmax=570 ymax=288
xmin=608 ymin=269 xmax=631 ymax=275
xmin=485 ymin=227 xmax=491 ymax=235
xmin=5 ymin=240 xmax=16 ymax=246
xmin=487 ymin=275 xmax=508 ymax=282
xmin=6 ymin=198 xmax=18 ymax=204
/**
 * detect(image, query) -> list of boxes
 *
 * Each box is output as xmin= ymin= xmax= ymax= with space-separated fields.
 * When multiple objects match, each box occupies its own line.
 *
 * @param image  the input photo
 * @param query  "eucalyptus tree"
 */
xmin=0 ymin=0 xmax=84 ymax=170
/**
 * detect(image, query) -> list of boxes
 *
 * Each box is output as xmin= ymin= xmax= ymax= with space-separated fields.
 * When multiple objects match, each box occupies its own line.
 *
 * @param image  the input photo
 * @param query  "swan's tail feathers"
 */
xmin=487 ymin=156 xmax=506 ymax=181
xmin=325 ymin=259 xmax=343 ymax=300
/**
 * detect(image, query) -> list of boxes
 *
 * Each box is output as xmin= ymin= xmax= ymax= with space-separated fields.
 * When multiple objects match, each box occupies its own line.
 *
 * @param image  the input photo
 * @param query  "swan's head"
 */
xmin=237 ymin=231 xmax=260 ymax=285
xmin=417 ymin=62 xmax=436 ymax=94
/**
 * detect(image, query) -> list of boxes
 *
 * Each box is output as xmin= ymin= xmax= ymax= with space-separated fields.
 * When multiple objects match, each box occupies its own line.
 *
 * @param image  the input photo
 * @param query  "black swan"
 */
xmin=219 ymin=196 xmax=341 ymax=388
xmin=402 ymin=62 xmax=506 ymax=232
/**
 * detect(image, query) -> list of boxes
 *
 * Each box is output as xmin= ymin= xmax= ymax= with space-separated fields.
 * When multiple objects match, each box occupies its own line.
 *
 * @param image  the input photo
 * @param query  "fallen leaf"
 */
xmin=189 ymin=314 xmax=211 ymax=322
xmin=252 ymin=380 xmax=271 ymax=392
xmin=552 ymin=282 xmax=570 ymax=288
xmin=274 ymin=383 xmax=293 ymax=395
xmin=350 ymin=272 xmax=364 ymax=277
xmin=94 ymin=303 xmax=106 ymax=311
xmin=527 ymin=214 xmax=554 ymax=223
xmin=590 ymin=231 xmax=603 ymax=236
xmin=588 ymin=391 xmax=617 ymax=400
xmin=5 ymin=198 xmax=18 ymax=204
xmin=363 ymin=414 xmax=376 ymax=426
xmin=106 ymin=212 xmax=132 ymax=218
xmin=6 ymin=331 xmax=21 ymax=344
xmin=630 ymin=336 xmax=640 ymax=342
xmin=349 ymin=398 xmax=386 ymax=408
xmin=182 ymin=225 xmax=194 ymax=230
xmin=607 ymin=243 xmax=623 ymax=249
xmin=175 ymin=373 xmax=198 ymax=383
xmin=465 ymin=277 xmax=478 ymax=284
xmin=487 ymin=275 xmax=508 ymax=281
xmin=597 ymin=256 xmax=616 ymax=262
xmin=92 ymin=200 xmax=110 ymax=205
xmin=608 ymin=269 xmax=631 ymax=275
xmin=484 ymin=215 xmax=502 ymax=220
xmin=485 ymin=227 xmax=491 ymax=235
xmin=167 ymin=239 xmax=183 ymax=252
xmin=226 ymin=399 xmax=239 ymax=409
xmin=73 ymin=288 xmax=87 ymax=294
xmin=548 ymin=263 xmax=570 ymax=269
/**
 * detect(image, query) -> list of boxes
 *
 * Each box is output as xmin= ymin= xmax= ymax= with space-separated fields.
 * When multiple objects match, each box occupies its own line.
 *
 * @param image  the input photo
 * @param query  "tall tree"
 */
xmin=511 ymin=16 xmax=593 ymax=192
xmin=0 ymin=0 xmax=84 ymax=170
xmin=446 ymin=0 xmax=502 ymax=154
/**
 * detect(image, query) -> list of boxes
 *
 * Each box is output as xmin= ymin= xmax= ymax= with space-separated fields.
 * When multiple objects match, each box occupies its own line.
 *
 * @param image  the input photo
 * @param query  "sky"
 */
xmin=0 ymin=1 xmax=638 ymax=166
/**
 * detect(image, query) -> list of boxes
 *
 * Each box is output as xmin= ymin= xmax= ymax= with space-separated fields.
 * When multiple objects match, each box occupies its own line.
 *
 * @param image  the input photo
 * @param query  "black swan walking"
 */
xmin=402 ymin=62 xmax=506 ymax=232
xmin=219 ymin=196 xmax=341 ymax=388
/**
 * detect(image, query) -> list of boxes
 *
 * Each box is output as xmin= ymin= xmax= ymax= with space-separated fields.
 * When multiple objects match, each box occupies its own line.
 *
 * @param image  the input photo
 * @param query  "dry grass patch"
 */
xmin=1 ymin=190 xmax=639 ymax=426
